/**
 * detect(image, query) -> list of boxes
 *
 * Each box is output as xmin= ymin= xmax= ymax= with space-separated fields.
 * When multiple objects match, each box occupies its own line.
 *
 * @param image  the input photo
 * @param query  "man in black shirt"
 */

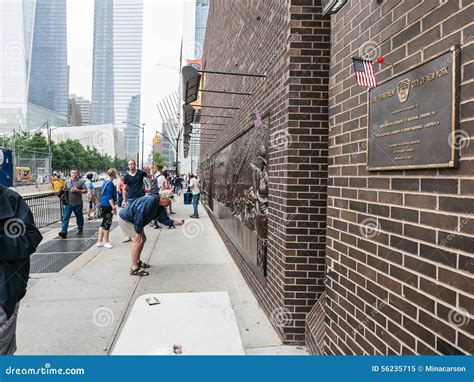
xmin=122 ymin=160 xmax=147 ymax=243
xmin=122 ymin=160 xmax=147 ymax=207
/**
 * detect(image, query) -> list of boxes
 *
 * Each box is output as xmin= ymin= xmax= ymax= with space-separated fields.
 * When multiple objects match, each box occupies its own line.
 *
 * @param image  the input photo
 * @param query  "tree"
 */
xmin=153 ymin=152 xmax=166 ymax=167
xmin=24 ymin=131 xmax=49 ymax=153
xmin=113 ymin=156 xmax=128 ymax=173
xmin=2 ymin=131 xmax=125 ymax=174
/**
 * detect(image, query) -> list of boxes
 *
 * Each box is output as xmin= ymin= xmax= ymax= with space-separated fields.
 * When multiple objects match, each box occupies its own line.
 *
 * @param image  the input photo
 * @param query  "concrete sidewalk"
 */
xmin=16 ymin=196 xmax=307 ymax=355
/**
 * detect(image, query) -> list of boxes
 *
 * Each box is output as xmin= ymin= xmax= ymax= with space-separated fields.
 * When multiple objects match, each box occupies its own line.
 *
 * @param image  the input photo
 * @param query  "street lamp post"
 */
xmin=122 ymin=121 xmax=145 ymax=169
xmin=154 ymin=130 xmax=180 ymax=175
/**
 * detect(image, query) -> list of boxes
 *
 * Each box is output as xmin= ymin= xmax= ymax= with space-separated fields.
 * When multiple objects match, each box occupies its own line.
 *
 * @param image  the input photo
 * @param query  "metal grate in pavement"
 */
xmin=31 ymin=222 xmax=118 ymax=273
xmin=30 ymin=252 xmax=83 ymax=273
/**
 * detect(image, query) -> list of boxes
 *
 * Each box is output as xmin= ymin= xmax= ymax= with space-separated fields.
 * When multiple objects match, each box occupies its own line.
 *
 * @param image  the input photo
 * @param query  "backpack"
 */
xmin=150 ymin=175 xmax=162 ymax=195
xmin=58 ymin=180 xmax=72 ymax=205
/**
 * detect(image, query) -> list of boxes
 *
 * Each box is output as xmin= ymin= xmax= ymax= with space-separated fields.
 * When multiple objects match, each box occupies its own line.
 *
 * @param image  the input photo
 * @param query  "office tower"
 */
xmin=90 ymin=0 xmax=114 ymax=125
xmin=0 ymin=0 xmax=32 ymax=133
xmin=195 ymin=0 xmax=210 ymax=58
xmin=162 ymin=120 xmax=176 ymax=169
xmin=0 ymin=0 xmax=68 ymax=134
xmin=124 ymin=95 xmax=141 ymax=163
xmin=68 ymin=97 xmax=82 ymax=126
xmin=76 ymin=96 xmax=91 ymax=125
xmin=91 ymin=0 xmax=143 ymax=160
xmin=68 ymin=94 xmax=91 ymax=126
xmin=28 ymin=0 xmax=68 ymax=116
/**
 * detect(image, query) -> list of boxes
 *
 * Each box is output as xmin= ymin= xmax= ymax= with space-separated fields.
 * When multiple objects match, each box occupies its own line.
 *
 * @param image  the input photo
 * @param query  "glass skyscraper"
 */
xmin=28 ymin=0 xmax=68 ymax=116
xmin=124 ymin=95 xmax=141 ymax=162
xmin=91 ymin=0 xmax=114 ymax=125
xmin=0 ymin=0 xmax=32 ymax=133
xmin=0 ymin=0 xmax=68 ymax=134
xmin=91 ymin=0 xmax=143 ymax=160
xmin=195 ymin=0 xmax=210 ymax=58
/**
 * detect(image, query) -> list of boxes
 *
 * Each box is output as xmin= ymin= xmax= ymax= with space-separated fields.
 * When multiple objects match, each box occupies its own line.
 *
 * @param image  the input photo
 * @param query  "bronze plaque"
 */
xmin=368 ymin=48 xmax=459 ymax=171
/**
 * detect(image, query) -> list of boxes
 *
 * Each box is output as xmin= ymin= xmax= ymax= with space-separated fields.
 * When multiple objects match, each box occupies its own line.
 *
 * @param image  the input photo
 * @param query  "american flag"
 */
xmin=250 ymin=112 xmax=263 ymax=128
xmin=352 ymin=57 xmax=377 ymax=88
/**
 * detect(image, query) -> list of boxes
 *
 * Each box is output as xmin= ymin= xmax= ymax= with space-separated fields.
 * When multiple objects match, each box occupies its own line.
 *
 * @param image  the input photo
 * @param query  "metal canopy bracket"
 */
xmin=181 ymin=65 xmax=265 ymax=105
xmin=196 ymin=113 xmax=234 ymax=119
xmin=196 ymin=105 xmax=240 ymax=110
xmin=197 ymin=69 xmax=266 ymax=78
xmin=199 ymin=89 xmax=252 ymax=96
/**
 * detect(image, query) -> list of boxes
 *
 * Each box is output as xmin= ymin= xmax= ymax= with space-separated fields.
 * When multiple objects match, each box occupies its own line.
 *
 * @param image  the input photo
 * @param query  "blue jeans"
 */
xmin=61 ymin=203 xmax=84 ymax=233
xmin=192 ymin=193 xmax=200 ymax=217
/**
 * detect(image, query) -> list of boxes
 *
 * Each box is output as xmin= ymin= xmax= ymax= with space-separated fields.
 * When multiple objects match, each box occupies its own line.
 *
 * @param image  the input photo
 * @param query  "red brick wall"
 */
xmin=201 ymin=0 xmax=331 ymax=343
xmin=326 ymin=0 xmax=473 ymax=355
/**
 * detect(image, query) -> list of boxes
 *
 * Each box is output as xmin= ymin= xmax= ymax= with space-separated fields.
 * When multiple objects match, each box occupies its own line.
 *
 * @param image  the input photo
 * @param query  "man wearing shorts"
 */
xmin=118 ymin=193 xmax=183 ymax=276
xmin=122 ymin=160 xmax=147 ymax=242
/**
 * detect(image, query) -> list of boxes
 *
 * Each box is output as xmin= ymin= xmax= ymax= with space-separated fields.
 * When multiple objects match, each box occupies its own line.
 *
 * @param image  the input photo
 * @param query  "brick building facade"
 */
xmin=325 ymin=0 xmax=472 ymax=355
xmin=198 ymin=0 xmax=472 ymax=355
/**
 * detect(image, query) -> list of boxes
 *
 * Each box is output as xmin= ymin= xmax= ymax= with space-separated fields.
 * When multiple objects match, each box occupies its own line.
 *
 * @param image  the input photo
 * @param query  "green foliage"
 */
xmin=1 ymin=131 xmax=125 ymax=173
xmin=153 ymin=152 xmax=166 ymax=167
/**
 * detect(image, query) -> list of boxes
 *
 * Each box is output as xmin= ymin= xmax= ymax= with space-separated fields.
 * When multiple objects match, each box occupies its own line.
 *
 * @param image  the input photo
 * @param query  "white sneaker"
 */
xmin=96 ymin=242 xmax=104 ymax=247
xmin=104 ymin=243 xmax=113 ymax=249
xmin=122 ymin=237 xmax=131 ymax=243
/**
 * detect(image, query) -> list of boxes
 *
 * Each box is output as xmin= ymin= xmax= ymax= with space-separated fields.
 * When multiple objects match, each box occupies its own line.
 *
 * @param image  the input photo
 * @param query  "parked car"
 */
xmin=97 ymin=173 xmax=107 ymax=181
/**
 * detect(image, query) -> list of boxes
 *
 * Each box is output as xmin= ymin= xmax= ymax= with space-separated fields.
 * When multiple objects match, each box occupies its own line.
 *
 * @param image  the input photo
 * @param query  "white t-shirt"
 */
xmin=190 ymin=178 xmax=200 ymax=195
xmin=157 ymin=175 xmax=166 ymax=189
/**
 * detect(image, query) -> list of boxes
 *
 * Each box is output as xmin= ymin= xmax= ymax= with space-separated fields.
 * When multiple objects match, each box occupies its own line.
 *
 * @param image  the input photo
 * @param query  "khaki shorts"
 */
xmin=0 ymin=303 xmax=19 ymax=355
xmin=118 ymin=214 xmax=142 ymax=239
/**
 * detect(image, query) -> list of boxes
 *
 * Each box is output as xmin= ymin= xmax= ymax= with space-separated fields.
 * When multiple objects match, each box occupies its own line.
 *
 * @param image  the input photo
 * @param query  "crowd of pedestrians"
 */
xmin=57 ymin=160 xmax=201 ymax=277
xmin=0 ymin=162 xmax=201 ymax=354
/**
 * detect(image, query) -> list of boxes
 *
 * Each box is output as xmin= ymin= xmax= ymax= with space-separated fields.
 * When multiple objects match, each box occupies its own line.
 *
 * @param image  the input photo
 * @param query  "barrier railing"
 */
xmin=23 ymin=186 xmax=103 ymax=229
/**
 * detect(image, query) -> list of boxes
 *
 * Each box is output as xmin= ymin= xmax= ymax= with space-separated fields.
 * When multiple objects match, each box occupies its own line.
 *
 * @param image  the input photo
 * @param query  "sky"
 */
xmin=67 ymin=0 xmax=191 ymax=155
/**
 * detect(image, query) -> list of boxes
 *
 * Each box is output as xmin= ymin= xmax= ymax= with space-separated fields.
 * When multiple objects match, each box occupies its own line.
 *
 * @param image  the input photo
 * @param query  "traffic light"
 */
xmin=153 ymin=135 xmax=161 ymax=144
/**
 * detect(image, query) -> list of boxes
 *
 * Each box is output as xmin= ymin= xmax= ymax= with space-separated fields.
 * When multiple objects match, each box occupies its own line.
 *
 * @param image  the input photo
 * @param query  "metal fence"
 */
xmin=24 ymin=192 xmax=62 ymax=229
xmin=24 ymin=186 xmax=103 ymax=229
xmin=16 ymin=150 xmax=51 ymax=184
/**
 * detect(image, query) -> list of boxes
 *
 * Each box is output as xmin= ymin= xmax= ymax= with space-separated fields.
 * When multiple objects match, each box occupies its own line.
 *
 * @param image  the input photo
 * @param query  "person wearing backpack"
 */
xmin=160 ymin=170 xmax=175 ymax=215
xmin=85 ymin=173 xmax=97 ymax=220
xmin=189 ymin=173 xmax=201 ymax=218
xmin=149 ymin=166 xmax=166 ymax=229
xmin=0 ymin=185 xmax=43 ymax=354
xmin=96 ymin=168 xmax=117 ymax=249
xmin=58 ymin=168 xmax=87 ymax=239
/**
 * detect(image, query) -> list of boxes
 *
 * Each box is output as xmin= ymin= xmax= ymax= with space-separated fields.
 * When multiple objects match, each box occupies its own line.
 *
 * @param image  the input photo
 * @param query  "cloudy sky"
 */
xmin=67 ymin=0 xmax=190 ymax=155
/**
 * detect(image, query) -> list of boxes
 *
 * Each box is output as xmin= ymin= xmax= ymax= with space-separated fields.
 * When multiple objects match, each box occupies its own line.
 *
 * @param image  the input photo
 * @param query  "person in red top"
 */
xmin=117 ymin=173 xmax=125 ymax=206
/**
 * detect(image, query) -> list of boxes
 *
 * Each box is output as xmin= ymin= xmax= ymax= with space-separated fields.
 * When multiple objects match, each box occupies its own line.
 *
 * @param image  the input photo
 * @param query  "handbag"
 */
xmin=184 ymin=191 xmax=193 ymax=205
xmin=95 ymin=180 xmax=112 ymax=219
xmin=94 ymin=206 xmax=103 ymax=219
xmin=58 ymin=180 xmax=71 ymax=205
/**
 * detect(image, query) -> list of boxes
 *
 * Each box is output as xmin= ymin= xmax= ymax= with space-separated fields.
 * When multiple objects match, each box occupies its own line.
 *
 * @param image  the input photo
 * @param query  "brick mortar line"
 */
xmin=329 ymin=203 xmax=474 ymax=239
xmin=329 ymin=189 xmax=474 ymax=201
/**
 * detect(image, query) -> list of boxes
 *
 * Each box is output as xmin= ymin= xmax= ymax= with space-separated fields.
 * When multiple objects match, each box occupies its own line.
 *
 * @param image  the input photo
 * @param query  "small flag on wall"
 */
xmin=251 ymin=112 xmax=263 ymax=127
xmin=352 ymin=57 xmax=377 ymax=88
